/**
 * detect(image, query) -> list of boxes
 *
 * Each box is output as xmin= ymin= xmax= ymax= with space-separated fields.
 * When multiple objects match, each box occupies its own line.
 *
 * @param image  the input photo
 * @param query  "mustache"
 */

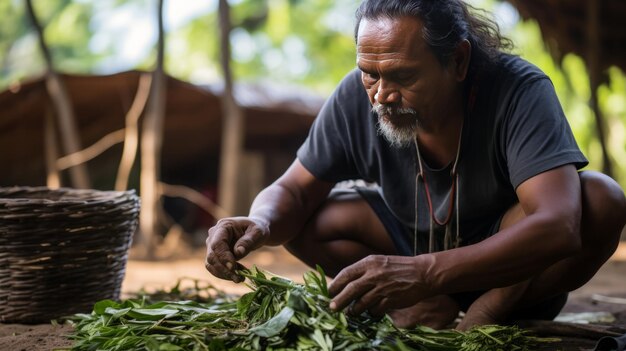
xmin=372 ymin=104 xmax=417 ymax=117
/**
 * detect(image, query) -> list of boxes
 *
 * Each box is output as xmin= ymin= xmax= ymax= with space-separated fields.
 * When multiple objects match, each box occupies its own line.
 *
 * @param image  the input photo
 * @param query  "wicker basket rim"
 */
xmin=0 ymin=186 xmax=137 ymax=205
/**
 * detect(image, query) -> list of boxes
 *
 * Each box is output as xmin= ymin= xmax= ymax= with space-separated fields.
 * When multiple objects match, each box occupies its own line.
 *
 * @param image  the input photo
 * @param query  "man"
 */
xmin=205 ymin=0 xmax=626 ymax=330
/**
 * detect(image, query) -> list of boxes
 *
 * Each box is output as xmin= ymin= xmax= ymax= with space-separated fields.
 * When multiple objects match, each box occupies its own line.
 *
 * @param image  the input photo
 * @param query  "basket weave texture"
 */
xmin=0 ymin=186 xmax=140 ymax=323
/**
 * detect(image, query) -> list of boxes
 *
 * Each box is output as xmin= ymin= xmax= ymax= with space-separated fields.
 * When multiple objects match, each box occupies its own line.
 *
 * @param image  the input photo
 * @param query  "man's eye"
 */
xmin=368 ymin=73 xmax=380 ymax=81
xmin=395 ymin=73 xmax=413 ymax=84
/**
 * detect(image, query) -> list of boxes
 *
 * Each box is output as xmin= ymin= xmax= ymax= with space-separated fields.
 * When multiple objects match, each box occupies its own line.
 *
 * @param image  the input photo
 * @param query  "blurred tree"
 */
xmin=25 ymin=0 xmax=90 ymax=188
xmin=216 ymin=0 xmax=246 ymax=217
xmin=138 ymin=0 xmax=167 ymax=256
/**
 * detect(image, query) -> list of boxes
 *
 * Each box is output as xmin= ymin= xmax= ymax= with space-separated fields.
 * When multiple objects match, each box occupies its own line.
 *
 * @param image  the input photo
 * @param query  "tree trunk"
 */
xmin=139 ymin=0 xmax=167 ymax=255
xmin=217 ymin=0 xmax=245 ymax=217
xmin=25 ymin=0 xmax=90 ymax=188
xmin=587 ymin=0 xmax=613 ymax=177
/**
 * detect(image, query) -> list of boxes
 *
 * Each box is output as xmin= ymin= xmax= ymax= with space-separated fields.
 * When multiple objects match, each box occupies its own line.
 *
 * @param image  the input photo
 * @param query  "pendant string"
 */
xmin=413 ymin=169 xmax=420 ymax=256
xmin=413 ymin=120 xmax=464 ymax=254
xmin=412 ymin=75 xmax=479 ymax=255
xmin=455 ymin=172 xmax=461 ymax=248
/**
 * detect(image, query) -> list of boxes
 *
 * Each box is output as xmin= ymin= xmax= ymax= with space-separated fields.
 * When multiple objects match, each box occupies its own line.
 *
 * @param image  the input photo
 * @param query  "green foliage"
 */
xmin=43 ymin=1 xmax=102 ymax=72
xmin=0 ymin=0 xmax=99 ymax=88
xmin=165 ymin=12 xmax=220 ymax=82
xmin=62 ymin=267 xmax=557 ymax=351
xmin=220 ymin=0 xmax=358 ymax=92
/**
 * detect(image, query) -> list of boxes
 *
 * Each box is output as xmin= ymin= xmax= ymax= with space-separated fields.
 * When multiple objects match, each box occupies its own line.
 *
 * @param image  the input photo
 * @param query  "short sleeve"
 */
xmin=503 ymin=78 xmax=588 ymax=188
xmin=297 ymin=70 xmax=364 ymax=182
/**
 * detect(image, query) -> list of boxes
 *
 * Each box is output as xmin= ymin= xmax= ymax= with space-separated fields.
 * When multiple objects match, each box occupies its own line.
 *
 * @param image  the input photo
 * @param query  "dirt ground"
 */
xmin=1 ymin=243 xmax=625 ymax=350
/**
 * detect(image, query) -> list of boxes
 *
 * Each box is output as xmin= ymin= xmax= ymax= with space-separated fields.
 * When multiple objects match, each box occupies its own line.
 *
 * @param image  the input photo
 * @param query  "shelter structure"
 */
xmin=0 ymin=71 xmax=324 ymax=219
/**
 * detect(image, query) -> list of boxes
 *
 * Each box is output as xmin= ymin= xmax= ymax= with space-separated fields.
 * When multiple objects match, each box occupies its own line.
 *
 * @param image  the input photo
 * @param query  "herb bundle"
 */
xmin=63 ymin=267 xmax=556 ymax=350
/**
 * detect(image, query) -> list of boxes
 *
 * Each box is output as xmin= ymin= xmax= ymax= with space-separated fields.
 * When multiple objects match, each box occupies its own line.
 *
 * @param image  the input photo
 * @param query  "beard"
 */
xmin=372 ymin=104 xmax=419 ymax=148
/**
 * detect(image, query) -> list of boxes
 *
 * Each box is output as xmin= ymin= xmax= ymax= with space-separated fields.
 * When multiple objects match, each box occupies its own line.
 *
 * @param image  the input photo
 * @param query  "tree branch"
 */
xmin=25 ymin=0 xmax=90 ymax=188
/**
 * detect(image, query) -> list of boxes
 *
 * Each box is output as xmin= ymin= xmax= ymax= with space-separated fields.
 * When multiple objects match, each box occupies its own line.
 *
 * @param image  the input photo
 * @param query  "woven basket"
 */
xmin=0 ymin=186 xmax=140 ymax=323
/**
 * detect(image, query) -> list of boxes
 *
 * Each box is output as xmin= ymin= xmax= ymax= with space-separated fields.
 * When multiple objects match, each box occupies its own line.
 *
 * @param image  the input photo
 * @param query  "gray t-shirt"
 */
xmin=297 ymin=54 xmax=588 ymax=251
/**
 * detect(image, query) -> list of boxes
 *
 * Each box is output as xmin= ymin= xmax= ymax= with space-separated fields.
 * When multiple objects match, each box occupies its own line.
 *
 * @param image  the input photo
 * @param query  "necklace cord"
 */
xmin=412 ymin=74 xmax=479 ymax=254
xmin=413 ymin=110 xmax=464 ymax=253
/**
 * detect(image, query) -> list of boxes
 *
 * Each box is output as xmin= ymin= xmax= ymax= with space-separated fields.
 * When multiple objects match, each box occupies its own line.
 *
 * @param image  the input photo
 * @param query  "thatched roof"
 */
xmin=0 ymin=71 xmax=324 ymax=187
xmin=506 ymin=0 xmax=626 ymax=72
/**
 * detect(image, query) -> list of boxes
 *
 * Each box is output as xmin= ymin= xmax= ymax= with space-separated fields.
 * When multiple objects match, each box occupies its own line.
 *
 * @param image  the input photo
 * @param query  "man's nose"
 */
xmin=375 ymin=81 xmax=400 ymax=105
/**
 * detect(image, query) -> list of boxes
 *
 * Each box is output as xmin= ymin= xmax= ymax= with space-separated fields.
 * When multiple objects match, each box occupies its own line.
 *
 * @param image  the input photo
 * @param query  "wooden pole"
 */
xmin=25 ymin=0 xmax=90 ymax=188
xmin=139 ymin=0 xmax=167 ymax=255
xmin=44 ymin=110 xmax=61 ymax=189
xmin=116 ymin=73 xmax=152 ymax=191
xmin=587 ymin=0 xmax=613 ymax=177
xmin=217 ymin=0 xmax=245 ymax=217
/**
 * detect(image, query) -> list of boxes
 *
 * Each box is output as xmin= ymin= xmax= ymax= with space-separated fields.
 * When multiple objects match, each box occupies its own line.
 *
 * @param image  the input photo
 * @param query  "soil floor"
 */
xmin=1 ymin=243 xmax=625 ymax=350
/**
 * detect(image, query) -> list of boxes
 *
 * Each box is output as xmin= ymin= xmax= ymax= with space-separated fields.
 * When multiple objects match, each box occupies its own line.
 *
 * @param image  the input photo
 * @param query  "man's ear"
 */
xmin=452 ymin=39 xmax=471 ymax=82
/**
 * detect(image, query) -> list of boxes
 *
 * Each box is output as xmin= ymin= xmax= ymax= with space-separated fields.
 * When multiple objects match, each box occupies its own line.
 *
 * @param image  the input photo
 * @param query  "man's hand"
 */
xmin=328 ymin=254 xmax=437 ymax=316
xmin=205 ymin=217 xmax=269 ymax=283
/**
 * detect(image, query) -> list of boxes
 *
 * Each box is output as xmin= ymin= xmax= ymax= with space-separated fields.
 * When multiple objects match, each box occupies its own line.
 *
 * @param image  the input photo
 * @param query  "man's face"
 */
xmin=357 ymin=16 xmax=461 ymax=147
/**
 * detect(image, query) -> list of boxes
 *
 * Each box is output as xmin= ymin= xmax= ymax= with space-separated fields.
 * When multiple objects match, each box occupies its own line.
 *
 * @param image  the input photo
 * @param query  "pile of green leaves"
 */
xmin=62 ymin=267 xmax=557 ymax=351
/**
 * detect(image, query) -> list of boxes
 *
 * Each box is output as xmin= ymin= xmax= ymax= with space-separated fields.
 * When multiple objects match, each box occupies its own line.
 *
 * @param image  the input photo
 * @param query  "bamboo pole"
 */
xmin=139 ymin=0 xmax=167 ymax=255
xmin=217 ymin=0 xmax=245 ymax=217
xmin=25 ymin=0 xmax=90 ymax=188
xmin=44 ymin=110 xmax=61 ymax=189
xmin=116 ymin=73 xmax=152 ymax=191
xmin=587 ymin=0 xmax=613 ymax=177
xmin=158 ymin=182 xmax=229 ymax=220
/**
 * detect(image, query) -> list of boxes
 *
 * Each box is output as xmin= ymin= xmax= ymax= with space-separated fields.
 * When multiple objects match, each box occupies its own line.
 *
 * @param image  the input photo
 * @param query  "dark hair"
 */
xmin=354 ymin=0 xmax=513 ymax=66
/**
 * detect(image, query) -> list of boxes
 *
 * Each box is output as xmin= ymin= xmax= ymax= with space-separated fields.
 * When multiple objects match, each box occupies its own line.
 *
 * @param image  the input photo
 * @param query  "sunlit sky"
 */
xmin=85 ymin=0 xmax=519 ymax=81
xmin=89 ymin=0 xmax=215 ymax=73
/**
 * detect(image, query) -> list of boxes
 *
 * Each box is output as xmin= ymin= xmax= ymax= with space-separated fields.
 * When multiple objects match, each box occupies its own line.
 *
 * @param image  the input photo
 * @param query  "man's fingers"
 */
xmin=205 ymin=257 xmax=235 ymax=281
xmin=328 ymin=262 xmax=365 ymax=297
xmin=212 ymin=239 xmax=238 ymax=268
xmin=206 ymin=232 xmax=240 ymax=281
xmin=367 ymin=297 xmax=390 ymax=318
xmin=233 ymin=226 xmax=266 ymax=259
xmin=330 ymin=280 xmax=368 ymax=312
xmin=205 ymin=217 xmax=267 ymax=283
xmin=348 ymin=290 xmax=381 ymax=316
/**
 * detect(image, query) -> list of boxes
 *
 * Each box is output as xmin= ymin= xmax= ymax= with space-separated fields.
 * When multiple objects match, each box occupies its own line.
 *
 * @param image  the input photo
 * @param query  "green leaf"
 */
xmin=316 ymin=265 xmax=328 ymax=296
xmin=158 ymin=343 xmax=183 ymax=351
xmin=93 ymin=299 xmax=119 ymax=314
xmin=249 ymin=306 xmax=295 ymax=337
xmin=287 ymin=289 xmax=308 ymax=312
xmin=104 ymin=307 xmax=131 ymax=320
xmin=126 ymin=308 xmax=179 ymax=320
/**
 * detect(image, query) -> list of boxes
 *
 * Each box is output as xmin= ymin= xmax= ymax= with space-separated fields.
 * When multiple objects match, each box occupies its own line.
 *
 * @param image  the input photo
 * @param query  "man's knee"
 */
xmin=580 ymin=171 xmax=626 ymax=255
xmin=283 ymin=190 xmax=394 ymax=277
xmin=284 ymin=190 xmax=391 ymax=256
xmin=286 ymin=191 xmax=367 ymax=246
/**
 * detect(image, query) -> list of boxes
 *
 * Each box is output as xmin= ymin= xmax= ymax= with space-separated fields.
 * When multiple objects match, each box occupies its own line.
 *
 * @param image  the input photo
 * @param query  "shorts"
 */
xmin=354 ymin=186 xmax=568 ymax=320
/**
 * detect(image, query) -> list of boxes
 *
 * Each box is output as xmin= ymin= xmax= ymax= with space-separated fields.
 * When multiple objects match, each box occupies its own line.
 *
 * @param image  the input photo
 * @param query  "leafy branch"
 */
xmin=61 ymin=267 xmax=557 ymax=350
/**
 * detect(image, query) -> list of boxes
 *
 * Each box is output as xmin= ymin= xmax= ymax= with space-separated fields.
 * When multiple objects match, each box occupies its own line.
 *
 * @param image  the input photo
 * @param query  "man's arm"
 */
xmin=248 ymin=159 xmax=336 ymax=246
xmin=428 ymin=164 xmax=581 ymax=291
xmin=205 ymin=159 xmax=335 ymax=281
xmin=329 ymin=164 xmax=582 ymax=313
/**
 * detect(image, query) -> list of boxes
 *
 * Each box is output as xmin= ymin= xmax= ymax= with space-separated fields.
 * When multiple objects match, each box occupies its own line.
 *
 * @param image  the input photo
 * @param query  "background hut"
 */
xmin=0 ymin=71 xmax=324 ymax=235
